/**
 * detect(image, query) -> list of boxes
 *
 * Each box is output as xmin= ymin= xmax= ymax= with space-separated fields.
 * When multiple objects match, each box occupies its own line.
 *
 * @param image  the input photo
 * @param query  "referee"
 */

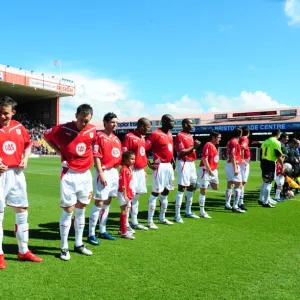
xmin=259 ymin=129 xmax=283 ymax=208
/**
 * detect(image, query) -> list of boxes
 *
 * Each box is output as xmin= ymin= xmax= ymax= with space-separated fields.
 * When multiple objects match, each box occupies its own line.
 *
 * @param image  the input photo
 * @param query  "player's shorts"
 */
xmin=239 ymin=163 xmax=250 ymax=183
xmin=152 ymin=163 xmax=174 ymax=193
xmin=198 ymin=167 xmax=219 ymax=189
xmin=60 ymin=168 xmax=93 ymax=207
xmin=177 ymin=160 xmax=197 ymax=186
xmin=275 ymin=175 xmax=285 ymax=186
xmin=225 ymin=163 xmax=242 ymax=182
xmin=132 ymin=168 xmax=147 ymax=194
xmin=94 ymin=168 xmax=119 ymax=200
xmin=0 ymin=169 xmax=28 ymax=208
xmin=117 ymin=192 xmax=132 ymax=207
xmin=260 ymin=159 xmax=276 ymax=182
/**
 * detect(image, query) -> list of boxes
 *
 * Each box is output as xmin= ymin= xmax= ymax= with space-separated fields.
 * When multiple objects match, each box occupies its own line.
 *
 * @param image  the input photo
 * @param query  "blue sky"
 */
xmin=1 ymin=0 xmax=300 ymax=121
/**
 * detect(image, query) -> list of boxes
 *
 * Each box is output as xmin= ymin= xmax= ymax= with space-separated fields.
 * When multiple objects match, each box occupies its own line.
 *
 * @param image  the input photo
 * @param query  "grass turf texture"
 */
xmin=1 ymin=158 xmax=300 ymax=300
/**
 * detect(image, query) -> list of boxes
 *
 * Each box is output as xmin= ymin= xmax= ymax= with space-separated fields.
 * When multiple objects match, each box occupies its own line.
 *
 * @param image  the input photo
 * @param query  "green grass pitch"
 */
xmin=1 ymin=157 xmax=300 ymax=300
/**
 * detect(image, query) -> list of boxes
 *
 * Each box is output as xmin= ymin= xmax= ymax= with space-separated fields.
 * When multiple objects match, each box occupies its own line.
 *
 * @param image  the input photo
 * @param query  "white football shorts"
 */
xmin=132 ymin=168 xmax=147 ymax=194
xmin=60 ymin=168 xmax=93 ymax=207
xmin=94 ymin=168 xmax=119 ymax=200
xmin=225 ymin=163 xmax=242 ymax=183
xmin=177 ymin=160 xmax=197 ymax=186
xmin=198 ymin=166 xmax=219 ymax=189
xmin=275 ymin=175 xmax=285 ymax=186
xmin=117 ymin=192 xmax=132 ymax=207
xmin=152 ymin=163 xmax=174 ymax=193
xmin=0 ymin=169 xmax=28 ymax=208
xmin=239 ymin=163 xmax=250 ymax=183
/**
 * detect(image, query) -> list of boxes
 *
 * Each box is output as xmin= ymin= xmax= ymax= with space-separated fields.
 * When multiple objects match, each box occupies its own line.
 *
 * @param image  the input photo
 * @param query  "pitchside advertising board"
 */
xmin=0 ymin=72 xmax=3 ymax=81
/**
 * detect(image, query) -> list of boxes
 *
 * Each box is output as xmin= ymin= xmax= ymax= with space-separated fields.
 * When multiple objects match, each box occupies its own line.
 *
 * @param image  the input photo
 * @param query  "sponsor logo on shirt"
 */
xmin=76 ymin=143 xmax=87 ymax=155
xmin=112 ymin=147 xmax=121 ymax=158
xmin=3 ymin=141 xmax=16 ymax=155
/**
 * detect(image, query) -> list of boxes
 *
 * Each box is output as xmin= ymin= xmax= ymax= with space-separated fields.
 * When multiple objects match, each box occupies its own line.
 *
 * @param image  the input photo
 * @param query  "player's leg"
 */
xmin=184 ymin=162 xmax=199 ymax=219
xmin=98 ymin=168 xmax=118 ymax=240
xmin=175 ymin=184 xmax=185 ymax=223
xmin=119 ymin=194 xmax=135 ymax=240
xmin=225 ymin=163 xmax=233 ymax=209
xmin=0 ymin=198 xmax=5 ymax=269
xmin=148 ymin=165 xmax=161 ymax=229
xmin=88 ymin=169 xmax=106 ymax=244
xmin=175 ymin=160 xmax=186 ymax=222
xmin=73 ymin=171 xmax=93 ymax=255
xmin=159 ymin=163 xmax=174 ymax=225
xmin=8 ymin=170 xmax=42 ymax=262
xmin=274 ymin=175 xmax=284 ymax=202
xmin=130 ymin=169 xmax=148 ymax=230
xmin=231 ymin=165 xmax=244 ymax=213
xmin=239 ymin=163 xmax=249 ymax=211
xmin=261 ymin=160 xmax=276 ymax=208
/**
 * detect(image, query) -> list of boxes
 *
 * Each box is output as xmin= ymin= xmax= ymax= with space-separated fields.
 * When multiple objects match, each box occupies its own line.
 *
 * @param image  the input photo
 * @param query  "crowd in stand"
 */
xmin=13 ymin=113 xmax=55 ymax=155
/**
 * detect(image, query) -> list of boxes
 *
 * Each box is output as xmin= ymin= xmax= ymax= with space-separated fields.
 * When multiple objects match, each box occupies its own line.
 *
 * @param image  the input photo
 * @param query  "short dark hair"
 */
xmin=232 ymin=127 xmax=242 ymax=138
xmin=242 ymin=126 xmax=250 ymax=136
xmin=103 ymin=112 xmax=117 ymax=123
xmin=272 ymin=129 xmax=281 ymax=137
xmin=137 ymin=117 xmax=150 ymax=128
xmin=76 ymin=104 xmax=93 ymax=116
xmin=280 ymin=132 xmax=288 ymax=139
xmin=0 ymin=96 xmax=17 ymax=110
xmin=122 ymin=150 xmax=135 ymax=162
xmin=210 ymin=130 xmax=220 ymax=139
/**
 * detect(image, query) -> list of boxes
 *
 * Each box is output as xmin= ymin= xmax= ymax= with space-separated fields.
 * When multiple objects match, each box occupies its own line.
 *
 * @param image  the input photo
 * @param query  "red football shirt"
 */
xmin=175 ymin=131 xmax=196 ymax=161
xmin=43 ymin=122 xmax=96 ymax=172
xmin=239 ymin=136 xmax=251 ymax=161
xmin=226 ymin=138 xmax=241 ymax=163
xmin=200 ymin=142 xmax=219 ymax=171
xmin=145 ymin=129 xmax=173 ymax=163
xmin=122 ymin=131 xmax=147 ymax=168
xmin=93 ymin=131 xmax=122 ymax=169
xmin=0 ymin=120 xmax=31 ymax=168
xmin=118 ymin=165 xmax=134 ymax=200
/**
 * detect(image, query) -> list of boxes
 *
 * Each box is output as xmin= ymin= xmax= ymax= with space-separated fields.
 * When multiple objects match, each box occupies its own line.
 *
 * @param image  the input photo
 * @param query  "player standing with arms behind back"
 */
xmin=174 ymin=118 xmax=200 ymax=223
xmin=225 ymin=127 xmax=245 ymax=213
xmin=122 ymin=118 xmax=151 ymax=231
xmin=238 ymin=126 xmax=251 ymax=211
xmin=146 ymin=114 xmax=175 ymax=229
xmin=198 ymin=131 xmax=222 ymax=219
xmin=43 ymin=104 xmax=96 ymax=261
xmin=0 ymin=96 xmax=43 ymax=269
xmin=88 ymin=112 xmax=122 ymax=245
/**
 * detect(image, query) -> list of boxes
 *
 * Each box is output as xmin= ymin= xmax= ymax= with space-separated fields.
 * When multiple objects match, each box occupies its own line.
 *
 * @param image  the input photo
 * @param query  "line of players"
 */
xmin=0 ymin=98 xmax=255 ymax=267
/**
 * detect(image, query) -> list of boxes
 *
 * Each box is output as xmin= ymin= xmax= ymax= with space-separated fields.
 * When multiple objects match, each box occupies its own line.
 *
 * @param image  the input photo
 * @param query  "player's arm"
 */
xmin=145 ymin=133 xmax=157 ymax=170
xmin=94 ymin=156 xmax=107 ymax=186
xmin=201 ymin=145 xmax=213 ymax=176
xmin=177 ymin=140 xmax=201 ymax=160
xmin=43 ymin=127 xmax=61 ymax=154
xmin=0 ymin=158 xmax=8 ymax=174
xmin=19 ymin=145 xmax=32 ymax=169
xmin=275 ymin=149 xmax=283 ymax=167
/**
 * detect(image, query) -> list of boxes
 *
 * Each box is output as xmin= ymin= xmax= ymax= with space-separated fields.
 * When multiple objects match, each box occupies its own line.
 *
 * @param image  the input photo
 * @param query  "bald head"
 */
xmin=136 ymin=117 xmax=151 ymax=135
xmin=161 ymin=114 xmax=174 ymax=131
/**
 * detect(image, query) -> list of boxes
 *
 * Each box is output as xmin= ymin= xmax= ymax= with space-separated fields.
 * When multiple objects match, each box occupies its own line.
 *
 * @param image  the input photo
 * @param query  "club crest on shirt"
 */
xmin=214 ymin=155 xmax=219 ymax=163
xmin=76 ymin=143 xmax=87 ymax=156
xmin=16 ymin=129 xmax=21 ymax=135
xmin=168 ymin=143 xmax=173 ymax=151
xmin=90 ymin=133 xmax=94 ymax=138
